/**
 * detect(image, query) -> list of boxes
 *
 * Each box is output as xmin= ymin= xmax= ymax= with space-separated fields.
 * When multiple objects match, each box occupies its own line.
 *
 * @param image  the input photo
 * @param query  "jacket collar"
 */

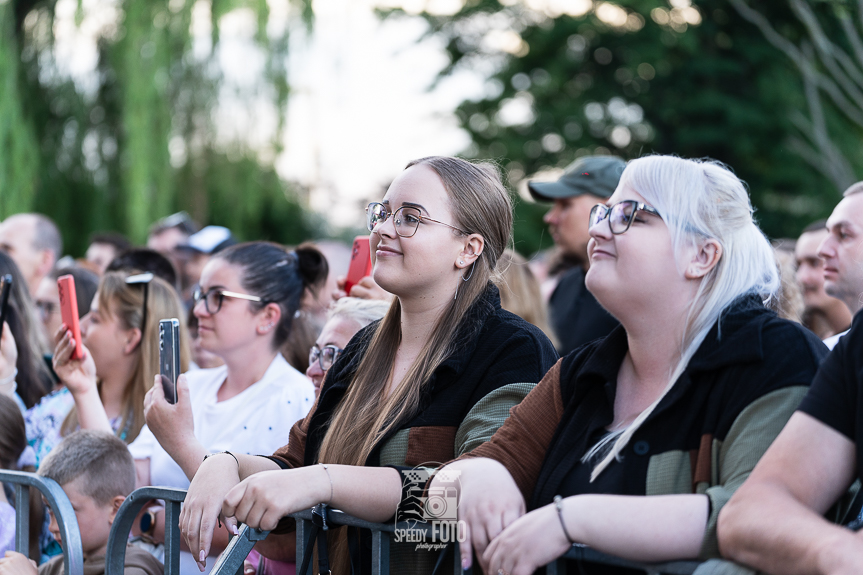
xmin=577 ymin=294 xmax=772 ymax=385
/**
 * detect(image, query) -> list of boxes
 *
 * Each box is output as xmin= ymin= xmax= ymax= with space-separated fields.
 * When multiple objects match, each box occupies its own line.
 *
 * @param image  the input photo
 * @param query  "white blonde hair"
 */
xmin=328 ymin=297 xmax=390 ymax=329
xmin=586 ymin=155 xmax=780 ymax=481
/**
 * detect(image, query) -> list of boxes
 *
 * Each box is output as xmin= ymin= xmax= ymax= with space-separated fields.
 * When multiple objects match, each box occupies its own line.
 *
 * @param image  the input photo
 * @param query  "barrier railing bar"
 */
xmin=209 ymin=524 xmax=268 ymax=575
xmin=14 ymin=482 xmax=30 ymax=559
xmin=105 ymin=486 xmax=187 ymax=575
xmin=0 ymin=469 xmax=84 ymax=575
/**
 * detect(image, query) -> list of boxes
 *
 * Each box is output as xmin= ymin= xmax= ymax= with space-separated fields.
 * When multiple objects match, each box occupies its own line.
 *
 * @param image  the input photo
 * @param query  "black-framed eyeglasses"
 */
xmin=125 ymin=272 xmax=154 ymax=337
xmin=366 ymin=202 xmax=469 ymax=238
xmin=193 ymin=286 xmax=263 ymax=314
xmin=589 ymin=200 xmax=662 ymax=235
xmin=309 ymin=344 xmax=343 ymax=372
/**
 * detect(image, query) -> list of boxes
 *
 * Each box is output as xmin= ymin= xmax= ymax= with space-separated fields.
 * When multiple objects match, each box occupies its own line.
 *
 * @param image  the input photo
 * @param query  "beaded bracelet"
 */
xmin=553 ymin=495 xmax=576 ymax=544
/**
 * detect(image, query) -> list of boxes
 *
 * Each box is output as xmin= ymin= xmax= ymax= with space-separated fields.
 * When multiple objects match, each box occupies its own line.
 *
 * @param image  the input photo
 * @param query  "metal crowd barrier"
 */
xmin=211 ymin=505 xmax=701 ymax=575
xmin=105 ymin=486 xmax=187 ymax=575
xmin=0 ymin=469 xmax=84 ymax=575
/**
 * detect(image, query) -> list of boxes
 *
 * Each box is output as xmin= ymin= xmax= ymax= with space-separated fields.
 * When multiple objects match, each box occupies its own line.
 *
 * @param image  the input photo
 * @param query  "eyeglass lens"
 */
xmin=194 ymin=288 xmax=224 ymax=314
xmin=367 ymin=204 xmax=423 ymax=238
xmin=309 ymin=345 xmax=340 ymax=371
xmin=589 ymin=202 xmax=637 ymax=234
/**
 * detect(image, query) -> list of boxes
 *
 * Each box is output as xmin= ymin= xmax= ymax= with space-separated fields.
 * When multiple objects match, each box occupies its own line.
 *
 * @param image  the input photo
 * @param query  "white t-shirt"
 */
xmin=823 ymin=329 xmax=849 ymax=350
xmin=128 ymin=353 xmax=314 ymax=574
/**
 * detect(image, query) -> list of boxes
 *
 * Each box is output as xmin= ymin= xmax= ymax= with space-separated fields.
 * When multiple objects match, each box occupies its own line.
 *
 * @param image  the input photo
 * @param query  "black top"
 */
xmin=798 ymin=309 xmax=863 ymax=484
xmin=549 ymin=266 xmax=620 ymax=356
xmin=533 ymin=295 xmax=827 ymax=508
xmin=305 ymin=283 xmax=559 ymax=466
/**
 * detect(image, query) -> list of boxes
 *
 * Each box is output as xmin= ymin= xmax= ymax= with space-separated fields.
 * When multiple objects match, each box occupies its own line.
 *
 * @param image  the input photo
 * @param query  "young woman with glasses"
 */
xmin=179 ymin=157 xmax=558 ymax=573
xmin=429 ymin=155 xmax=829 ymax=574
xmin=25 ymin=272 xmax=191 ymax=466
xmin=128 ymin=241 xmax=323 ymax=574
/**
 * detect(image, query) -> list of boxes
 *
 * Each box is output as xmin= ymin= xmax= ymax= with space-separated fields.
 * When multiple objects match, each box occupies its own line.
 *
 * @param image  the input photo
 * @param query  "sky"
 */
xmin=273 ymin=0 xmax=487 ymax=229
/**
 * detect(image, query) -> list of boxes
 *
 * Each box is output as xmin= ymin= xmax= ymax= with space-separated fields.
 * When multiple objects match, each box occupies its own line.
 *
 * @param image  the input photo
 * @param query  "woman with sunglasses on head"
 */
xmin=180 ymin=157 xmax=558 ymax=573
xmin=427 ymin=155 xmax=828 ymax=575
xmin=129 ymin=242 xmax=322 ymax=574
xmin=26 ymin=272 xmax=189 ymax=466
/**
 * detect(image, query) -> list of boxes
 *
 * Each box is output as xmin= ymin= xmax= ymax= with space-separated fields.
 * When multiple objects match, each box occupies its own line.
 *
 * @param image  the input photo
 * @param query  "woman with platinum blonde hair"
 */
xmin=434 ymin=155 xmax=828 ymax=574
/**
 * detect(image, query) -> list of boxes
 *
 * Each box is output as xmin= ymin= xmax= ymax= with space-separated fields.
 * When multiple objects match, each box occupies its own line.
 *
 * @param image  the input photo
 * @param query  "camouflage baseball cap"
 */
xmin=528 ymin=156 xmax=626 ymax=201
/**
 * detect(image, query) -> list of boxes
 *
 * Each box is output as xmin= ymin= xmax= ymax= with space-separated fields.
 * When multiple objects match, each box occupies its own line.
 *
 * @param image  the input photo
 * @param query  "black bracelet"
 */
xmin=203 ymin=451 xmax=239 ymax=469
xmin=553 ymin=495 xmax=576 ymax=544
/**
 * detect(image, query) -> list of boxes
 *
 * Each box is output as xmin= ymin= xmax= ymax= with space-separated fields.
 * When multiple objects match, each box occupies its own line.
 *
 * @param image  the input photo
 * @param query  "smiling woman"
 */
xmin=434 ymin=155 xmax=829 ymax=575
xmin=179 ymin=156 xmax=558 ymax=575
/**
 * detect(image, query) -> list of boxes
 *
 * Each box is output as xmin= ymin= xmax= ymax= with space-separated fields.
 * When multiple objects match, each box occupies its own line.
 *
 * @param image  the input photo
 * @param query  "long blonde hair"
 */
xmin=61 ymin=272 xmax=190 ymax=443
xmin=585 ymin=156 xmax=780 ymax=480
xmin=317 ymin=157 xmax=513 ymax=466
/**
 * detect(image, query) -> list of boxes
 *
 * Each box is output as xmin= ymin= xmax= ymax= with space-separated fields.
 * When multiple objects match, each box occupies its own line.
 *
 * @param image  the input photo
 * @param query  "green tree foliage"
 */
xmin=0 ymin=1 xmax=39 ymax=217
xmin=394 ymin=0 xmax=863 ymax=255
xmin=1 ymin=0 xmax=318 ymax=256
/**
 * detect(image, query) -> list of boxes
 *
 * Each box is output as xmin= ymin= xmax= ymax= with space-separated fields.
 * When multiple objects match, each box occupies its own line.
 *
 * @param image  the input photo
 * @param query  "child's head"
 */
xmin=37 ymin=430 xmax=135 ymax=558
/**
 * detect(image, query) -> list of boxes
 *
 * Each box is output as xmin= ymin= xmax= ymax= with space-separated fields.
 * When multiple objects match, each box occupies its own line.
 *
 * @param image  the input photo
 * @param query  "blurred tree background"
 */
xmin=386 ymin=0 xmax=863 ymax=256
xmin=0 ymin=0 xmax=319 ymax=255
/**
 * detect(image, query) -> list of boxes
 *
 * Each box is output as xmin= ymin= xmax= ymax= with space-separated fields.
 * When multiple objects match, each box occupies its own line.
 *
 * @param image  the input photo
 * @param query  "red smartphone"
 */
xmin=57 ymin=275 xmax=84 ymax=361
xmin=345 ymin=236 xmax=372 ymax=295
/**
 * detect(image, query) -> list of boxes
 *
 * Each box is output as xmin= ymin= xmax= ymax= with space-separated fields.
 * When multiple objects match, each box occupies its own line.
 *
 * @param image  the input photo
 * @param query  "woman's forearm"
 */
xmin=562 ymin=493 xmax=709 ymax=562
xmin=72 ymin=387 xmax=112 ymax=433
xmin=325 ymin=465 xmax=403 ymax=523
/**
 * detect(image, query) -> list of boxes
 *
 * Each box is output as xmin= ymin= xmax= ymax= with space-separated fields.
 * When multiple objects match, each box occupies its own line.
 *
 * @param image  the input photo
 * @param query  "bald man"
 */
xmin=0 ymin=213 xmax=63 ymax=295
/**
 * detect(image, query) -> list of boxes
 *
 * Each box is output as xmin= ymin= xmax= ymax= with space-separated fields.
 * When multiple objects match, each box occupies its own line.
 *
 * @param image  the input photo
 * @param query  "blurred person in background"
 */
xmin=0 ymin=253 xmax=52 ymax=410
xmin=175 ymin=226 xmax=236 ymax=303
xmin=106 ymin=248 xmax=179 ymax=292
xmin=85 ymin=232 xmax=131 ymax=276
xmin=817 ymin=182 xmax=863 ymax=349
xmin=305 ymin=297 xmax=390 ymax=396
xmin=0 ymin=214 xmax=63 ymax=297
xmin=305 ymin=240 xmax=351 ymax=325
xmin=795 ymin=219 xmax=853 ymax=340
xmin=147 ymin=211 xmax=198 ymax=274
xmin=496 ymin=249 xmax=558 ymax=346
xmin=26 ymin=272 xmax=189 ymax=466
xmin=130 ymin=242 xmax=322 ymax=574
xmin=528 ymin=156 xmax=624 ymax=356
xmin=769 ymin=240 xmax=804 ymax=324
xmin=34 ymin=267 xmax=99 ymax=354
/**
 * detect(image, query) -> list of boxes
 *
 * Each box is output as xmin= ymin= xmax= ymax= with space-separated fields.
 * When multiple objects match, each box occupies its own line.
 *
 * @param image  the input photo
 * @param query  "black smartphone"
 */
xmin=0 ymin=274 xmax=12 ymax=351
xmin=159 ymin=318 xmax=180 ymax=404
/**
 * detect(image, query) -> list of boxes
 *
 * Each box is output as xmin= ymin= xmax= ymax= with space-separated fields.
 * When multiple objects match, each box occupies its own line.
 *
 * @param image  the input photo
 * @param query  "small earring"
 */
xmin=459 ymin=260 xmax=464 ymax=265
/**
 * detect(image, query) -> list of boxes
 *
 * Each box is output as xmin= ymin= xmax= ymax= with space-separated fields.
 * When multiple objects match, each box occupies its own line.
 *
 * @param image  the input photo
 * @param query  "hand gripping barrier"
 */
xmin=105 ymin=486 xmax=187 ymax=575
xmin=0 ymin=469 xmax=84 ymax=575
xmin=209 ymin=505 xmax=701 ymax=575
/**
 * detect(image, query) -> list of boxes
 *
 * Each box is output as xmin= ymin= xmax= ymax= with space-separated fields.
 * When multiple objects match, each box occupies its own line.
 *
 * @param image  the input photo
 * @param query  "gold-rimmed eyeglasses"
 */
xmin=366 ymin=202 xmax=469 ymax=238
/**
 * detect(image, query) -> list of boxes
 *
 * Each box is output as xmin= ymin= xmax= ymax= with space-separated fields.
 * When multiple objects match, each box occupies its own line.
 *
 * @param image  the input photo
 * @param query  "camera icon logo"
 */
xmin=422 ymin=486 xmax=458 ymax=520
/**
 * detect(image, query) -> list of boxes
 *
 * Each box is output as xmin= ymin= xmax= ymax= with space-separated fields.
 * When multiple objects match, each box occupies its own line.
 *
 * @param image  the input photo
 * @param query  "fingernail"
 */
xmin=232 ymin=524 xmax=239 ymax=535
xmin=462 ymin=557 xmax=471 ymax=570
xmin=199 ymin=551 xmax=206 ymax=562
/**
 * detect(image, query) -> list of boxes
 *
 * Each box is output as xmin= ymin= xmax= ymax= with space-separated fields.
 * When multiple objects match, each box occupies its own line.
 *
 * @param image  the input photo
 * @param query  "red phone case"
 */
xmin=345 ymin=236 xmax=373 ymax=295
xmin=57 ymin=275 xmax=84 ymax=361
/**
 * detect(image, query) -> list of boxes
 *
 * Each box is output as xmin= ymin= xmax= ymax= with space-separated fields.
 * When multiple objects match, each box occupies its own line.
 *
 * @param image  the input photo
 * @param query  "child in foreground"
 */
xmin=0 ymin=430 xmax=163 ymax=575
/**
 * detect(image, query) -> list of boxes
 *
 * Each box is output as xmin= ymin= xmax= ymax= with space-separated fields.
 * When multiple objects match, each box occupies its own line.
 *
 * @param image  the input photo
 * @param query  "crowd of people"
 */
xmin=0 ymin=153 xmax=860 ymax=575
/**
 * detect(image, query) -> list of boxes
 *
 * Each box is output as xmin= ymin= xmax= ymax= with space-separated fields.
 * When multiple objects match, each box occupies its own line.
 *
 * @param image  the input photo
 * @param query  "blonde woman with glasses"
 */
xmin=427 ymin=155 xmax=829 ymax=575
xmin=180 ymin=157 xmax=558 ymax=574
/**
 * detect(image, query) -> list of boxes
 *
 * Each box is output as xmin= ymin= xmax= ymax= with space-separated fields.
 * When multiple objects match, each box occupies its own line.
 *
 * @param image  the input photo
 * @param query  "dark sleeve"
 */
xmin=797 ymin=317 xmax=862 ymax=441
xmin=460 ymin=360 xmax=565 ymax=501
